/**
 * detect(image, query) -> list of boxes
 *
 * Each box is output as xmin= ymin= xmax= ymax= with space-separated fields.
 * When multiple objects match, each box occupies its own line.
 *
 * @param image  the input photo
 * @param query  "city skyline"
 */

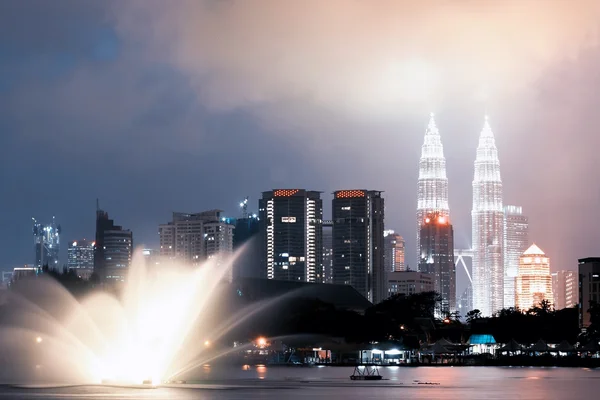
xmin=2 ymin=1 xmax=600 ymax=279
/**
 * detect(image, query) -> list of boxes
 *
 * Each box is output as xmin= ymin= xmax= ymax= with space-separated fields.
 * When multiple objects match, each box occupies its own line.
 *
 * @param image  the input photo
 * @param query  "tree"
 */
xmin=465 ymin=309 xmax=482 ymax=323
xmin=527 ymin=299 xmax=554 ymax=317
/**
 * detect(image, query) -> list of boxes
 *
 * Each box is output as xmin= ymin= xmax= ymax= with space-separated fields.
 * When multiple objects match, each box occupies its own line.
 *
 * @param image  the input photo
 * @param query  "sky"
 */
xmin=1 ymin=0 xmax=600 ymax=277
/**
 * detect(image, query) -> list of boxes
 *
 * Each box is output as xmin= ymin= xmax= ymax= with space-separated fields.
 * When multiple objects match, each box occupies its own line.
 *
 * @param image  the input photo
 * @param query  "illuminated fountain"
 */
xmin=0 ymin=249 xmax=240 ymax=385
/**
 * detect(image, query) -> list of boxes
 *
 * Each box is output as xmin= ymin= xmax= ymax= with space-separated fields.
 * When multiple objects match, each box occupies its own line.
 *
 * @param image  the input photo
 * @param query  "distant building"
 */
xmin=384 ymin=230 xmax=405 ymax=272
xmin=552 ymin=270 xmax=578 ymax=310
xmin=67 ymin=239 xmax=95 ymax=279
xmin=332 ymin=190 xmax=385 ymax=304
xmin=418 ymin=212 xmax=455 ymax=314
xmin=322 ymin=228 xmax=333 ymax=283
xmin=159 ymin=210 xmax=234 ymax=268
xmin=142 ymin=248 xmax=160 ymax=268
xmin=32 ymin=217 xmax=61 ymax=270
xmin=503 ymin=205 xmax=529 ymax=308
xmin=578 ymin=257 xmax=600 ymax=328
xmin=12 ymin=266 xmax=40 ymax=282
xmin=458 ymin=284 xmax=473 ymax=314
xmin=515 ymin=244 xmax=552 ymax=311
xmin=229 ymin=215 xmax=261 ymax=280
xmin=94 ymin=206 xmax=133 ymax=283
xmin=259 ymin=189 xmax=324 ymax=283
xmin=387 ymin=271 xmax=434 ymax=297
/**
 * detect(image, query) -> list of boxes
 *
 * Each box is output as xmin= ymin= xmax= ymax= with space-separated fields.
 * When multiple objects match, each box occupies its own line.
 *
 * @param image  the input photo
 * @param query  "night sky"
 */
xmin=1 ymin=0 xmax=600 ymax=275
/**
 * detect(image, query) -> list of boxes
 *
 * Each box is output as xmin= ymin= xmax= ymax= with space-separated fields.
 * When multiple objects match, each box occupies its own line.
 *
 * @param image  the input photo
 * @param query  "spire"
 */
xmin=426 ymin=112 xmax=438 ymax=136
xmin=480 ymin=115 xmax=494 ymax=139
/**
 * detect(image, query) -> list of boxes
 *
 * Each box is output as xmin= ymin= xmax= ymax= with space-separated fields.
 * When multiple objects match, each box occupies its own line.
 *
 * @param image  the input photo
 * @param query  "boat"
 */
xmin=350 ymin=365 xmax=383 ymax=381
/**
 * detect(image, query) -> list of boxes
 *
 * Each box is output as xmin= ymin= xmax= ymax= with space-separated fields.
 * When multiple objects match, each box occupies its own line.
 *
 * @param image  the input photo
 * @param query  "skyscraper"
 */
xmin=552 ymin=270 xmax=578 ymax=310
xmin=259 ymin=189 xmax=323 ymax=283
xmin=68 ymin=239 xmax=95 ymax=279
xmin=503 ymin=205 xmax=529 ymax=308
xmin=515 ymin=244 xmax=552 ymax=311
xmin=332 ymin=190 xmax=385 ymax=303
xmin=32 ymin=217 xmax=61 ymax=270
xmin=472 ymin=116 xmax=504 ymax=316
xmin=418 ymin=213 xmax=455 ymax=315
xmin=417 ymin=113 xmax=449 ymax=263
xmin=322 ymin=228 xmax=333 ymax=283
xmin=94 ymin=206 xmax=133 ymax=282
xmin=384 ymin=231 xmax=406 ymax=272
xmin=230 ymin=214 xmax=261 ymax=280
xmin=159 ymin=210 xmax=234 ymax=267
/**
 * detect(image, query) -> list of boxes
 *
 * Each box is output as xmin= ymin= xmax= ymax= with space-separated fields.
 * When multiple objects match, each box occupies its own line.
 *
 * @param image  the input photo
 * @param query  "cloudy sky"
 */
xmin=1 ymin=0 xmax=599 ymax=276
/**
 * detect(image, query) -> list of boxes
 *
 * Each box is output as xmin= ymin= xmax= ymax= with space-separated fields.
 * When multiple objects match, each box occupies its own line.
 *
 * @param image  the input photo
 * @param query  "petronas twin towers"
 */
xmin=417 ymin=114 xmax=503 ymax=316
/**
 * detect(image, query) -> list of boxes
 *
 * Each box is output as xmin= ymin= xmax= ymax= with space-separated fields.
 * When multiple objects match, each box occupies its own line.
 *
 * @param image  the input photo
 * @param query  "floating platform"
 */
xmin=350 ymin=366 xmax=382 ymax=381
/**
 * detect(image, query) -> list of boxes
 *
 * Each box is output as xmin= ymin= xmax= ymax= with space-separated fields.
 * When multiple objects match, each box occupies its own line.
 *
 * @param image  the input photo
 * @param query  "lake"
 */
xmin=0 ymin=366 xmax=598 ymax=399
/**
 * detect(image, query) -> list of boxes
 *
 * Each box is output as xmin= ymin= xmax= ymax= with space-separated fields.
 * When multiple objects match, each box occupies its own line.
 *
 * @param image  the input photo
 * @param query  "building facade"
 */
xmin=384 ymin=230 xmax=405 ymax=272
xmin=322 ymin=228 xmax=333 ymax=283
xmin=418 ymin=213 xmax=455 ymax=314
xmin=578 ymin=257 xmax=600 ymax=328
xmin=332 ymin=190 xmax=385 ymax=303
xmin=472 ymin=117 xmax=504 ymax=316
xmin=230 ymin=215 xmax=261 ymax=280
xmin=159 ymin=210 xmax=234 ymax=267
xmin=259 ymin=189 xmax=323 ymax=283
xmin=387 ymin=271 xmax=434 ymax=297
xmin=32 ymin=217 xmax=61 ymax=270
xmin=552 ymin=270 xmax=578 ymax=310
xmin=67 ymin=239 xmax=95 ymax=279
xmin=417 ymin=113 xmax=449 ymax=263
xmin=503 ymin=205 xmax=529 ymax=308
xmin=94 ymin=207 xmax=133 ymax=282
xmin=515 ymin=244 xmax=552 ymax=312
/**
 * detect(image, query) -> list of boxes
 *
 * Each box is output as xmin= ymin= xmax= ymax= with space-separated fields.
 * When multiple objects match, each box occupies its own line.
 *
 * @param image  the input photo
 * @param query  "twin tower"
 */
xmin=417 ymin=114 xmax=503 ymax=317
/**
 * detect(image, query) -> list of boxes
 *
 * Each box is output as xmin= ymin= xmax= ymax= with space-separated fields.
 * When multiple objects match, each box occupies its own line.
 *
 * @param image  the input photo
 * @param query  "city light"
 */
xmin=35 ymin=336 xmax=42 ymax=344
xmin=204 ymin=340 xmax=211 ymax=347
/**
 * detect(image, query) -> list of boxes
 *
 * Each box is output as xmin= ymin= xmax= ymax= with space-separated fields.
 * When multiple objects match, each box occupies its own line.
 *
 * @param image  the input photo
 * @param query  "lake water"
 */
xmin=1 ymin=366 xmax=598 ymax=399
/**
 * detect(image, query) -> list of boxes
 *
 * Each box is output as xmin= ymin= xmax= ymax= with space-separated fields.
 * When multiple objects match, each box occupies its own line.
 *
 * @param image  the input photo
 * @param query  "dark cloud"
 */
xmin=1 ymin=0 xmax=600 ymax=278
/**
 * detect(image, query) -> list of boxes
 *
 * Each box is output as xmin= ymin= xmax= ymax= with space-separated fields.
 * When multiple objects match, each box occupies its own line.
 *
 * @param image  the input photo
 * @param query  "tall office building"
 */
xmin=384 ymin=230 xmax=406 ymax=272
xmin=68 ymin=239 xmax=95 ymax=279
xmin=32 ymin=217 xmax=61 ymax=270
xmin=94 ymin=206 xmax=133 ymax=282
xmin=159 ymin=210 xmax=234 ymax=267
xmin=417 ymin=113 xmax=449 ymax=263
xmin=515 ymin=244 xmax=552 ymax=311
xmin=332 ymin=190 xmax=385 ymax=304
xmin=230 ymin=214 xmax=261 ymax=279
xmin=552 ymin=270 xmax=578 ymax=310
xmin=472 ymin=116 xmax=504 ymax=316
xmin=503 ymin=205 xmax=529 ymax=308
xmin=259 ymin=189 xmax=323 ymax=283
xmin=577 ymin=257 xmax=600 ymax=328
xmin=418 ymin=213 xmax=455 ymax=315
xmin=323 ymin=228 xmax=334 ymax=283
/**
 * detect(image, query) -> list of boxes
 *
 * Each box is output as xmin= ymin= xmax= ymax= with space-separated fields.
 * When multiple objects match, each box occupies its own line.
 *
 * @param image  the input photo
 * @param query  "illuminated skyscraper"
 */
xmin=417 ymin=113 xmax=449 ymax=264
xmin=515 ymin=244 xmax=552 ymax=311
xmin=32 ymin=216 xmax=61 ymax=270
xmin=259 ymin=190 xmax=323 ymax=283
xmin=68 ymin=239 xmax=95 ymax=279
xmin=503 ymin=205 xmax=529 ymax=308
xmin=384 ymin=230 xmax=405 ymax=272
xmin=94 ymin=205 xmax=132 ymax=282
xmin=472 ymin=116 xmax=504 ymax=316
xmin=552 ymin=270 xmax=578 ymax=310
xmin=418 ymin=213 xmax=455 ymax=315
xmin=332 ymin=190 xmax=385 ymax=303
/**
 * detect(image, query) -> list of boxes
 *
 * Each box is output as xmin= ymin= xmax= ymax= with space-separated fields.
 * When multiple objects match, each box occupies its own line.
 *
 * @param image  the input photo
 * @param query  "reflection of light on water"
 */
xmin=526 ymin=376 xmax=540 ymax=380
xmin=257 ymin=365 xmax=267 ymax=379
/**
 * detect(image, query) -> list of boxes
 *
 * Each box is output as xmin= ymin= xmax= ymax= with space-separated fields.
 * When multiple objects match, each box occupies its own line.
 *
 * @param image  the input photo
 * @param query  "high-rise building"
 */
xmin=228 ymin=215 xmax=261 ymax=280
xmin=503 ymin=205 xmax=529 ymax=308
xmin=515 ymin=244 xmax=552 ymax=312
xmin=159 ymin=210 xmax=233 ymax=267
xmin=32 ymin=217 xmax=61 ymax=270
xmin=418 ymin=213 xmax=455 ymax=314
xmin=259 ymin=189 xmax=323 ymax=283
xmin=323 ymin=228 xmax=333 ymax=283
xmin=332 ymin=190 xmax=385 ymax=304
xmin=417 ymin=113 xmax=449 ymax=263
xmin=552 ymin=270 xmax=578 ymax=310
xmin=458 ymin=285 xmax=473 ymax=315
xmin=577 ymin=257 xmax=600 ymax=328
xmin=94 ymin=206 xmax=133 ymax=282
xmin=384 ymin=230 xmax=405 ymax=272
xmin=472 ymin=116 xmax=504 ymax=316
xmin=67 ymin=239 xmax=95 ymax=279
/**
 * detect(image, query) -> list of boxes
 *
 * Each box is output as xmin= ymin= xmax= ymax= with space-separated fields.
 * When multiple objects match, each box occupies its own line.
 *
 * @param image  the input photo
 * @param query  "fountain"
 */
xmin=0 ymin=249 xmax=237 ymax=386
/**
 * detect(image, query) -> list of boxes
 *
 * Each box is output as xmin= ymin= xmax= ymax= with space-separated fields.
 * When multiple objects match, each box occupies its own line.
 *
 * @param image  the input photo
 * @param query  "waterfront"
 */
xmin=1 ymin=366 xmax=598 ymax=399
